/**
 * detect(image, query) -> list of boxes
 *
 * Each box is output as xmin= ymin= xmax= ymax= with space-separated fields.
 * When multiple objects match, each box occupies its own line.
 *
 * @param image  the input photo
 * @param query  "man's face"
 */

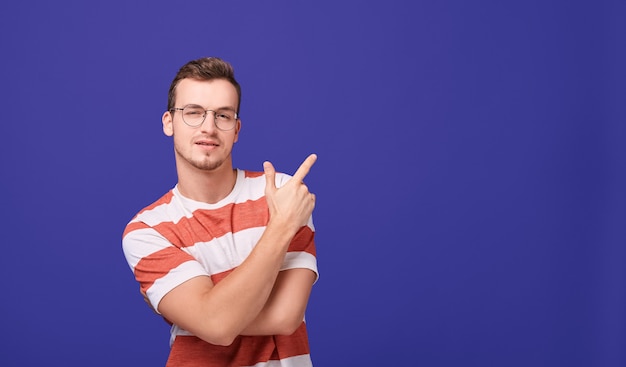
xmin=162 ymin=78 xmax=241 ymax=173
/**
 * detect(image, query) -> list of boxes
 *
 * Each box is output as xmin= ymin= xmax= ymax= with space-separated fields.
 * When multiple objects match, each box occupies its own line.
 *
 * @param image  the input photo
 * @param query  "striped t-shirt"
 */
xmin=122 ymin=169 xmax=318 ymax=367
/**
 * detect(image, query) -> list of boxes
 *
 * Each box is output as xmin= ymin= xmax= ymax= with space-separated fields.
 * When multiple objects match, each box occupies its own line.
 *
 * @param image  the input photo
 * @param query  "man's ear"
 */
xmin=162 ymin=111 xmax=173 ymax=136
xmin=233 ymin=118 xmax=242 ymax=143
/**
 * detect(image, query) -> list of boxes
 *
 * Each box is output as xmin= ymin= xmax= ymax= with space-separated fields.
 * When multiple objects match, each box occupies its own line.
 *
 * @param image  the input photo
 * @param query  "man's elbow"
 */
xmin=197 ymin=324 xmax=239 ymax=347
xmin=206 ymin=334 xmax=237 ymax=347
xmin=274 ymin=314 xmax=305 ymax=336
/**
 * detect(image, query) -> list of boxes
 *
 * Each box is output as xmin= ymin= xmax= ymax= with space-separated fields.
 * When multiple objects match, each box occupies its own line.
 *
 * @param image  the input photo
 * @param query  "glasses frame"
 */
xmin=170 ymin=105 xmax=239 ymax=131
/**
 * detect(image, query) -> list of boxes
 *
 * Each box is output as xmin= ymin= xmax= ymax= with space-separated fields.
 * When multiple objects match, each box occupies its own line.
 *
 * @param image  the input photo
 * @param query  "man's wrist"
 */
xmin=266 ymin=217 xmax=300 ymax=243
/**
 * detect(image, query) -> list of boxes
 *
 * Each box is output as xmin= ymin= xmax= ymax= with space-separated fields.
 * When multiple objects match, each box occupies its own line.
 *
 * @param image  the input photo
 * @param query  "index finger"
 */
xmin=292 ymin=154 xmax=317 ymax=183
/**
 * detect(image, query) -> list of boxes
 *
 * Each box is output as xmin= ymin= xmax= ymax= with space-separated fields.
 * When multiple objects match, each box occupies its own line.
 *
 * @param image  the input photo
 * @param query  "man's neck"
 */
xmin=176 ymin=162 xmax=238 ymax=204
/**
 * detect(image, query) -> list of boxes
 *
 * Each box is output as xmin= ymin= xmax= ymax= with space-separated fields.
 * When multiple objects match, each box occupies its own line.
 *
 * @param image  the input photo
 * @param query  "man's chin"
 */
xmin=192 ymin=161 xmax=221 ymax=171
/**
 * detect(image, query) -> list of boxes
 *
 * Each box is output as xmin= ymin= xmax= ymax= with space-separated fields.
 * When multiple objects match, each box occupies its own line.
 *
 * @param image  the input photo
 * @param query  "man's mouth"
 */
xmin=196 ymin=141 xmax=218 ymax=147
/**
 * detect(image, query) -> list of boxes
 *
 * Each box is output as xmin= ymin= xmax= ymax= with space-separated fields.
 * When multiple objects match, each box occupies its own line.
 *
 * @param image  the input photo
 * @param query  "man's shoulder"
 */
xmin=123 ymin=189 xmax=177 ymax=232
xmin=134 ymin=189 xmax=176 ymax=217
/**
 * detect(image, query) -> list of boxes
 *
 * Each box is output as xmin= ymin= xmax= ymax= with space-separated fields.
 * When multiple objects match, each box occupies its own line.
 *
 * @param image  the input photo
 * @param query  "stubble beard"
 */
xmin=174 ymin=144 xmax=228 ymax=172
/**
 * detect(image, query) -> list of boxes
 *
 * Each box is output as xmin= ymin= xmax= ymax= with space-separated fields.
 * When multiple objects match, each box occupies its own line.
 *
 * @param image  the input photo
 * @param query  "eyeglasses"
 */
xmin=170 ymin=105 xmax=238 ymax=131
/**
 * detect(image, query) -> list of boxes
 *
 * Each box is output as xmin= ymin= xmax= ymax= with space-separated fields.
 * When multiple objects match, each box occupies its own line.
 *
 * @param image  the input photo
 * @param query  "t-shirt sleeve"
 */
xmin=281 ymin=224 xmax=319 ymax=282
xmin=122 ymin=223 xmax=209 ymax=313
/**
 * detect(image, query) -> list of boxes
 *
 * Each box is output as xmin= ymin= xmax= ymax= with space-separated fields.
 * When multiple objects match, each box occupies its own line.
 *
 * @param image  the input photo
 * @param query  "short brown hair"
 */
xmin=167 ymin=57 xmax=242 ymax=114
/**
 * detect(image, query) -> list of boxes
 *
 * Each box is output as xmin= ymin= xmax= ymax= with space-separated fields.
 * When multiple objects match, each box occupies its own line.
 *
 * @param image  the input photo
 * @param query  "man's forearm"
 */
xmin=240 ymin=267 xmax=316 ymax=336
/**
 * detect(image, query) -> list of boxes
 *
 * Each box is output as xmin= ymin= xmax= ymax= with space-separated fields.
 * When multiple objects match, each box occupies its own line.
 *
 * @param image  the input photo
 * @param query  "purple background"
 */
xmin=1 ymin=1 xmax=624 ymax=366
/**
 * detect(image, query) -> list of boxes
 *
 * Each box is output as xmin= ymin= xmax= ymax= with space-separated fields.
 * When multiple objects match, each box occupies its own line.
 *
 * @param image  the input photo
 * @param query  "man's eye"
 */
xmin=185 ymin=110 xmax=203 ymax=116
xmin=216 ymin=113 xmax=231 ymax=120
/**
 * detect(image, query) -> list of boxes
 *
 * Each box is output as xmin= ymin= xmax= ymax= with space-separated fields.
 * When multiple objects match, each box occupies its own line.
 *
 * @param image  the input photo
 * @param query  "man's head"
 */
xmin=167 ymin=57 xmax=242 ymax=115
xmin=162 ymin=57 xmax=242 ymax=175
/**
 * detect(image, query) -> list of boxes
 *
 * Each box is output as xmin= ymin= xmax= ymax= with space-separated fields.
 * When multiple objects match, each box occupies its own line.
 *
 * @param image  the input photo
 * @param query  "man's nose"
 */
xmin=199 ymin=112 xmax=217 ymax=133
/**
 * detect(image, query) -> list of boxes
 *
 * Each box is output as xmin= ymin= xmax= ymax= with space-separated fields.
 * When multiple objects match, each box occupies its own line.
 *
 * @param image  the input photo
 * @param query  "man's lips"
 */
xmin=195 ymin=140 xmax=219 ymax=147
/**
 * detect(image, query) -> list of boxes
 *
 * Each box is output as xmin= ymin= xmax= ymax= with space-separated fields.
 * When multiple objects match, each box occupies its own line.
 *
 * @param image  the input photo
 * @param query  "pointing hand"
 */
xmin=264 ymin=154 xmax=317 ymax=233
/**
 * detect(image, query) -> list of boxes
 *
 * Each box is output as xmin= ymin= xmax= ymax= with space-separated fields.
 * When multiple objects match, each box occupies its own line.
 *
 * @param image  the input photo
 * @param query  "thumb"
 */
xmin=263 ymin=161 xmax=277 ymax=192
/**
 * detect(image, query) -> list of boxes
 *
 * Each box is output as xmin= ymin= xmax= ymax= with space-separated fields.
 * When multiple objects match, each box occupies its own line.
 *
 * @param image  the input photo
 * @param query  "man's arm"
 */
xmin=157 ymin=154 xmax=317 ymax=346
xmin=240 ymin=267 xmax=317 ymax=336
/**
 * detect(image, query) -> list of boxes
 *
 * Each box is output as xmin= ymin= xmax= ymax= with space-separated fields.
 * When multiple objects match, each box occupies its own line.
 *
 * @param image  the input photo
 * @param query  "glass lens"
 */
xmin=214 ymin=110 xmax=236 ymax=130
xmin=182 ymin=106 xmax=206 ymax=126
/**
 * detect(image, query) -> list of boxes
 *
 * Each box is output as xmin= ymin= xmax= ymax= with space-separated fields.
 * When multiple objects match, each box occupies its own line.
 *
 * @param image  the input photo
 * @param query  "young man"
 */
xmin=122 ymin=57 xmax=319 ymax=366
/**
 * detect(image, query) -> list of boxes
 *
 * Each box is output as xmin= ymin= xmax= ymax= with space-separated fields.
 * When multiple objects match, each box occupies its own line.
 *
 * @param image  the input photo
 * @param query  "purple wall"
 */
xmin=0 ymin=1 xmax=624 ymax=366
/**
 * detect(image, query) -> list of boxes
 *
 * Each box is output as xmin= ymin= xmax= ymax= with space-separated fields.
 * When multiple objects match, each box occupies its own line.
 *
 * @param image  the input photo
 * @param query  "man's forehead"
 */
xmin=176 ymin=78 xmax=238 ymax=104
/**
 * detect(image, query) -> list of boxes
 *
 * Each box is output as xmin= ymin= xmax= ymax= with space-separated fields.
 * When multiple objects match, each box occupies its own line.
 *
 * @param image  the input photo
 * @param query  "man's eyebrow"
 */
xmin=183 ymin=104 xmax=236 ymax=112
xmin=215 ymin=106 xmax=236 ymax=112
